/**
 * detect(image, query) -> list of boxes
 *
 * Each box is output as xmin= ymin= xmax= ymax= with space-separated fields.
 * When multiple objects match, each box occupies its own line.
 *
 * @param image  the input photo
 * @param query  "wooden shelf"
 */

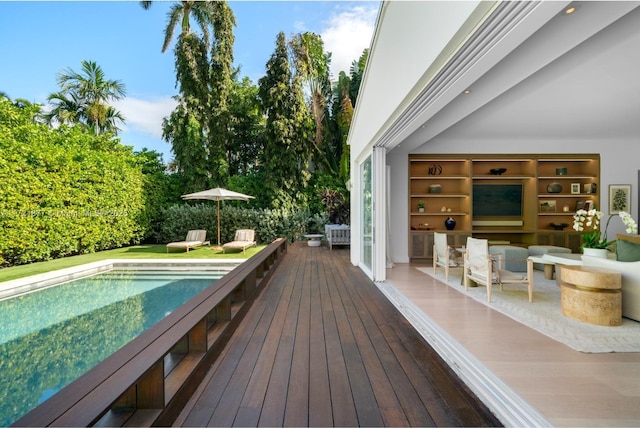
xmin=408 ymin=153 xmax=599 ymax=258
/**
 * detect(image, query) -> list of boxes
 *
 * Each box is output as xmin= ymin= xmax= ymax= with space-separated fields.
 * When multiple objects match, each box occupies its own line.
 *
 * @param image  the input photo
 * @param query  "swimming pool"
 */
xmin=0 ymin=260 xmax=240 ymax=426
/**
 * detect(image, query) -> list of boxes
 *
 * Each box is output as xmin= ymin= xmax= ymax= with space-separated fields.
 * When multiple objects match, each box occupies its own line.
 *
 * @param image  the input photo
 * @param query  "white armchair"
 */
xmin=464 ymin=237 xmax=534 ymax=303
xmin=433 ymin=232 xmax=461 ymax=281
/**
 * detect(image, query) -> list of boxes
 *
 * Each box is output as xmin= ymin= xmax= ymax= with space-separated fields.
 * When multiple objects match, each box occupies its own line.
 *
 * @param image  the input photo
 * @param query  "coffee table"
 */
xmin=527 ymin=253 xmax=582 ymax=280
xmin=303 ymin=234 xmax=324 ymax=247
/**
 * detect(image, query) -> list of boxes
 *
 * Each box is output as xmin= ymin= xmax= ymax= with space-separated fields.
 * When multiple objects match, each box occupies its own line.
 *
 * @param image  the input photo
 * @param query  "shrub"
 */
xmin=156 ymin=204 xmax=322 ymax=245
xmin=0 ymin=99 xmax=146 ymax=266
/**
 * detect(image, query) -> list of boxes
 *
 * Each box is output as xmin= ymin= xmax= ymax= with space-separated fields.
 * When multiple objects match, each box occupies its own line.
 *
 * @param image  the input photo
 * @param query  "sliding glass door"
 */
xmin=360 ymin=155 xmax=373 ymax=274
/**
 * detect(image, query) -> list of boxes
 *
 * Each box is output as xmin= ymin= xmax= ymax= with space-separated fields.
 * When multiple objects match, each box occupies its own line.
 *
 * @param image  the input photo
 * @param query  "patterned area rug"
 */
xmin=416 ymin=267 xmax=640 ymax=353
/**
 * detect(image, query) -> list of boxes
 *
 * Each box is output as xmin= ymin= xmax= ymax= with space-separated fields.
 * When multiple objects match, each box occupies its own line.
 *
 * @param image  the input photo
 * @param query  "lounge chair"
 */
xmin=166 ymin=230 xmax=210 ymax=253
xmin=222 ymin=229 xmax=256 ymax=253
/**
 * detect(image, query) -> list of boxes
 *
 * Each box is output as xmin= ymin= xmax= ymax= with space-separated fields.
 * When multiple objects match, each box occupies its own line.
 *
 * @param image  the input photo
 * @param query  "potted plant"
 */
xmin=573 ymin=208 xmax=638 ymax=257
xmin=417 ymin=200 xmax=425 ymax=213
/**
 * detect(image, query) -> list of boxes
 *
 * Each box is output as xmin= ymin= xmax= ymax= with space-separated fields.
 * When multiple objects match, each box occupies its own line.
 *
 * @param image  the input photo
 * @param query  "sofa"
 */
xmin=580 ymin=234 xmax=640 ymax=322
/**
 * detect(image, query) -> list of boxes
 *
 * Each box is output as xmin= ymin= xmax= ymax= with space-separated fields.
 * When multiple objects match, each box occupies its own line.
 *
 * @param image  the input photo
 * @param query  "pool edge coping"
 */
xmin=0 ymin=259 xmax=246 ymax=301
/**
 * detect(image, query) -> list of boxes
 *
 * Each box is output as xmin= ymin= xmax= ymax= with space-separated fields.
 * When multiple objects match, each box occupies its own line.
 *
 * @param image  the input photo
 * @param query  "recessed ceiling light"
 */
xmin=463 ymin=89 xmax=471 ymax=94
xmin=564 ymin=6 xmax=577 ymax=15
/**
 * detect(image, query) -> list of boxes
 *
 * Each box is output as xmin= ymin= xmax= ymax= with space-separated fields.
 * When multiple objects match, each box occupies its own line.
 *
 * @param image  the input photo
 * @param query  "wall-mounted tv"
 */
xmin=472 ymin=184 xmax=523 ymax=217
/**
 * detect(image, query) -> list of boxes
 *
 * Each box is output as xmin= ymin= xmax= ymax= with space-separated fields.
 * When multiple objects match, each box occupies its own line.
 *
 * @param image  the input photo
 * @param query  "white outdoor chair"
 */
xmin=463 ymin=237 xmax=534 ymax=303
xmin=433 ymin=232 xmax=461 ymax=281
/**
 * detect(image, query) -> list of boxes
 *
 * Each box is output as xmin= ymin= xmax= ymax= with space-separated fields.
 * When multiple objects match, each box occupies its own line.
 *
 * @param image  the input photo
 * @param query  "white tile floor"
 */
xmin=385 ymin=262 xmax=640 ymax=427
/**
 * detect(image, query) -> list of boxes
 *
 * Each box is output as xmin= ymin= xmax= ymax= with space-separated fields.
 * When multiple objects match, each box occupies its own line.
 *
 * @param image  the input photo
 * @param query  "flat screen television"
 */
xmin=472 ymin=184 xmax=523 ymax=217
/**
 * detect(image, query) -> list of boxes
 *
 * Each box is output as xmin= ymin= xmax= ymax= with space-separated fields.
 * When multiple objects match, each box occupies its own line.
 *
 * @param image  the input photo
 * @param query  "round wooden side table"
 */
xmin=559 ymin=265 xmax=622 ymax=326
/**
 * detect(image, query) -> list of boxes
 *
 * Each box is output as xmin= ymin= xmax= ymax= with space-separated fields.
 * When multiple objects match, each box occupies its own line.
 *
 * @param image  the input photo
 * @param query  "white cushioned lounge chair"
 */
xmin=166 ymin=229 xmax=209 ymax=253
xmin=222 ymin=229 xmax=256 ymax=253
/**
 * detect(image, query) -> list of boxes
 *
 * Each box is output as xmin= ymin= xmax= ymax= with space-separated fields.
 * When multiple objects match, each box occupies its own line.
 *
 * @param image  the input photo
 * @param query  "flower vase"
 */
xmin=444 ymin=216 xmax=456 ymax=230
xmin=582 ymin=247 xmax=608 ymax=258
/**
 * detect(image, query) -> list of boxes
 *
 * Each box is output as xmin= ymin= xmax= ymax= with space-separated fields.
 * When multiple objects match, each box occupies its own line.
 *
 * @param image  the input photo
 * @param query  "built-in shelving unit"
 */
xmin=408 ymin=154 xmax=600 ymax=259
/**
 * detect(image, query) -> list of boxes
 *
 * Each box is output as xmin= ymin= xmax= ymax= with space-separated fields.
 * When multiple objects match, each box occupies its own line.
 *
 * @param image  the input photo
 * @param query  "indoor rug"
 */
xmin=416 ymin=267 xmax=640 ymax=353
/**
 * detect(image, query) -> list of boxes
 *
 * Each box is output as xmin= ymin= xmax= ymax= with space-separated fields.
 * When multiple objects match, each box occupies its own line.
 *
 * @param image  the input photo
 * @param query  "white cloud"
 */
xmin=114 ymin=96 xmax=177 ymax=139
xmin=321 ymin=4 xmax=378 ymax=78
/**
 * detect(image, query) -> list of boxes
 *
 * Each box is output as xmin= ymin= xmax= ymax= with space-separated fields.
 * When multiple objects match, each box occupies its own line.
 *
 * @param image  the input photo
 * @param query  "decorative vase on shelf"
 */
xmin=444 ymin=216 xmax=456 ymax=230
xmin=582 ymin=247 xmax=608 ymax=258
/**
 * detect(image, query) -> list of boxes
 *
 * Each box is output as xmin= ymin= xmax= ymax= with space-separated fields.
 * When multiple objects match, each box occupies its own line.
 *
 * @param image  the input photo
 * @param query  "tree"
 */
xmin=334 ymin=71 xmax=354 ymax=183
xmin=44 ymin=60 xmax=126 ymax=135
xmin=259 ymin=31 xmax=312 ymax=209
xmin=349 ymin=48 xmax=369 ymax=106
xmin=205 ymin=0 xmax=236 ymax=186
xmin=141 ymin=0 xmax=215 ymax=53
xmin=143 ymin=1 xmax=236 ymax=193
xmin=227 ymin=76 xmax=264 ymax=176
xmin=290 ymin=32 xmax=335 ymax=174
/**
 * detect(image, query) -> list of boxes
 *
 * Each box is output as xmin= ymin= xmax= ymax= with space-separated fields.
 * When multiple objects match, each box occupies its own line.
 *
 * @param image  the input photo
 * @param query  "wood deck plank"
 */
xmin=283 ymin=249 xmax=312 ymax=426
xmin=175 ymin=243 xmax=501 ymax=427
xmin=307 ymin=251 xmax=333 ymax=427
xmin=336 ymin=260 xmax=434 ymax=427
xmin=256 ymin=252 xmax=305 ymax=427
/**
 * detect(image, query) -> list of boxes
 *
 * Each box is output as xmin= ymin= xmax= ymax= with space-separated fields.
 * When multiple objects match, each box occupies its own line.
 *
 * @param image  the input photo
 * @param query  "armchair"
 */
xmin=463 ymin=237 xmax=534 ymax=303
xmin=433 ymin=232 xmax=461 ymax=281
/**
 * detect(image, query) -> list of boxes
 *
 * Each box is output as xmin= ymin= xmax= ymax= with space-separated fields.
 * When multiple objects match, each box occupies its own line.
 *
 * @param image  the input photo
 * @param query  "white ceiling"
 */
xmin=403 ymin=1 xmax=640 ymax=149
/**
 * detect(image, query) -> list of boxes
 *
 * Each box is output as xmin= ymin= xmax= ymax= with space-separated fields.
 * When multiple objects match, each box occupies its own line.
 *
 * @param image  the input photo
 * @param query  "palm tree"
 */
xmin=140 ymin=1 xmax=215 ymax=53
xmin=47 ymin=60 xmax=126 ymax=135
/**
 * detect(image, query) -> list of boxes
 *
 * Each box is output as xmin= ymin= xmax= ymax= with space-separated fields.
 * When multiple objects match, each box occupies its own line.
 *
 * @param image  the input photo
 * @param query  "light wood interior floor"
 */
xmin=386 ymin=261 xmax=640 ymax=427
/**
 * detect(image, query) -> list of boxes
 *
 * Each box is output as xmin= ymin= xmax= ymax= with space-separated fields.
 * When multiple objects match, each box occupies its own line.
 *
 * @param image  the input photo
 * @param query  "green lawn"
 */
xmin=0 ymin=244 xmax=267 ymax=283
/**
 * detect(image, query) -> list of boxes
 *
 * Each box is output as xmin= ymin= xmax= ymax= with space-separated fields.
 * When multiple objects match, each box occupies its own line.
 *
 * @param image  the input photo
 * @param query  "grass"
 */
xmin=0 ymin=244 xmax=267 ymax=283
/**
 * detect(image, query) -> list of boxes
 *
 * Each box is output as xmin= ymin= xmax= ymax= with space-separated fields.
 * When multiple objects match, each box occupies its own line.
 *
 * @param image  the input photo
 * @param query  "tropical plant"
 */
xmin=290 ymin=32 xmax=334 ymax=173
xmin=144 ymin=0 xmax=236 ymax=192
xmin=320 ymin=187 xmax=349 ymax=225
xmin=141 ymin=0 xmax=215 ymax=53
xmin=44 ymin=60 xmax=126 ymax=135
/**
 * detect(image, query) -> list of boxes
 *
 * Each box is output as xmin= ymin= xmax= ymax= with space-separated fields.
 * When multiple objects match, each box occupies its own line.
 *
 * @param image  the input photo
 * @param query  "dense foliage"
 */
xmin=0 ymin=99 xmax=147 ymax=266
xmin=157 ymin=203 xmax=327 ymax=245
xmin=1 ymin=1 xmax=371 ymax=267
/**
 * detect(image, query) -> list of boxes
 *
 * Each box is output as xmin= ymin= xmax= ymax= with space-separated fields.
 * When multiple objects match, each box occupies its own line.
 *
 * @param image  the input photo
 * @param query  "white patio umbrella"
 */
xmin=181 ymin=187 xmax=254 ymax=247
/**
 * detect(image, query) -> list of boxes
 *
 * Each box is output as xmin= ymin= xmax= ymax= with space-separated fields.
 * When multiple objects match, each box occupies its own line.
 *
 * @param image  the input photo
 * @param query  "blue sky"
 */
xmin=0 ymin=1 xmax=379 ymax=163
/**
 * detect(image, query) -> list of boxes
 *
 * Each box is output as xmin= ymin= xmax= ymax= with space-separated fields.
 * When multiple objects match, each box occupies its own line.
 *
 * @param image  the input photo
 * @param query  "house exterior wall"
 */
xmin=349 ymin=1 xmax=640 ymax=273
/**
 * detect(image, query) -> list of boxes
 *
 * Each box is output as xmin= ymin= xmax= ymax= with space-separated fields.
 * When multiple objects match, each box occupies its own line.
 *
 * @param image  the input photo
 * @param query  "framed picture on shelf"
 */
xmin=571 ymin=183 xmax=581 ymax=194
xmin=539 ymin=200 xmax=557 ymax=213
xmin=584 ymin=200 xmax=594 ymax=211
xmin=609 ymin=184 xmax=631 ymax=214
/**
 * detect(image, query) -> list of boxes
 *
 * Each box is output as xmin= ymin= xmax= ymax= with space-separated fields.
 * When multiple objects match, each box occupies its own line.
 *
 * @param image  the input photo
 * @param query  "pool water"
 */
xmin=0 ymin=268 xmax=233 ymax=426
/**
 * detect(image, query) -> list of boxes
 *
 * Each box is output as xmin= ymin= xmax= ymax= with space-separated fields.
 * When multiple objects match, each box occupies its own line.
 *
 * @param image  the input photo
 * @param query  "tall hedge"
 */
xmin=0 ymin=99 xmax=146 ymax=266
xmin=157 ymin=203 xmax=325 ymax=245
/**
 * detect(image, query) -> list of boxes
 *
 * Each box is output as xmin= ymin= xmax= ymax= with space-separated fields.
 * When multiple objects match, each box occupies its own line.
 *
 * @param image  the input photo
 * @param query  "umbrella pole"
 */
xmin=217 ymin=199 xmax=221 ymax=247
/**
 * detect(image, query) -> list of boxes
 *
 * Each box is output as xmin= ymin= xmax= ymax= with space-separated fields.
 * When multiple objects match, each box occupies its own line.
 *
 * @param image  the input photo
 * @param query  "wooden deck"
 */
xmin=174 ymin=243 xmax=501 ymax=427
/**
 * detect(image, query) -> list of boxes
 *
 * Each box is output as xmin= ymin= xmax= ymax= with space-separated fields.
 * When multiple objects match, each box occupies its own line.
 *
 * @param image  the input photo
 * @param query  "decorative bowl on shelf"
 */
xmin=489 ymin=168 xmax=507 ymax=175
xmin=547 ymin=182 xmax=563 ymax=193
xmin=428 ymin=184 xmax=442 ymax=193
xmin=414 ymin=223 xmax=431 ymax=230
xmin=550 ymin=222 xmax=569 ymax=230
